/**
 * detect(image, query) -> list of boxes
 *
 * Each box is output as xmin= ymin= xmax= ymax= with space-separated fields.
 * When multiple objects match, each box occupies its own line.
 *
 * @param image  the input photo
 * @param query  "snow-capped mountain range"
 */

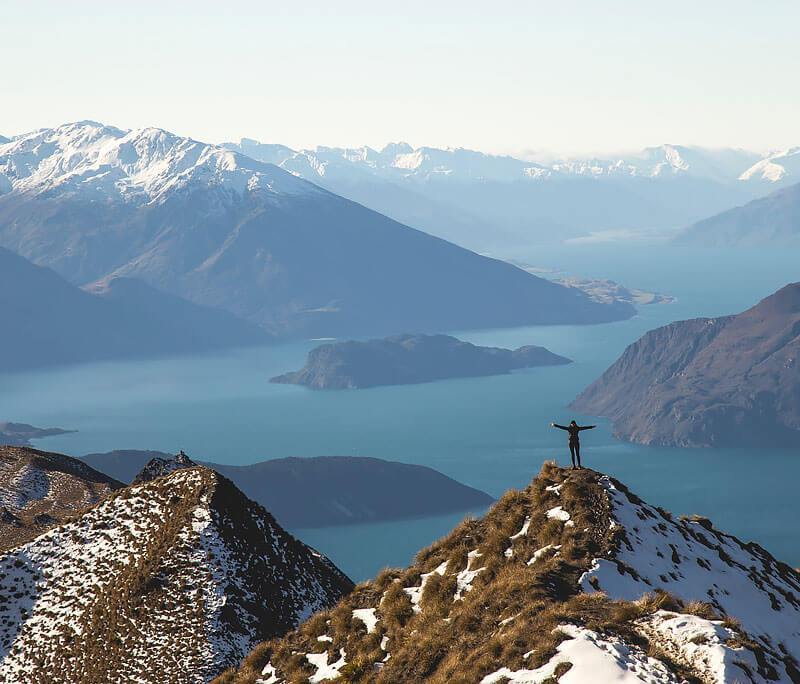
xmin=0 ymin=121 xmax=634 ymax=340
xmin=0 ymin=121 xmax=316 ymax=204
xmin=228 ymin=138 xmax=791 ymax=186
xmin=226 ymin=136 xmax=794 ymax=247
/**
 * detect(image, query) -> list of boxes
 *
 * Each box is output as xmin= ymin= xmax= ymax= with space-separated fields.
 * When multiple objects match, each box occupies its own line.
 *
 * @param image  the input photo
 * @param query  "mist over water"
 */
xmin=2 ymin=243 xmax=798 ymax=580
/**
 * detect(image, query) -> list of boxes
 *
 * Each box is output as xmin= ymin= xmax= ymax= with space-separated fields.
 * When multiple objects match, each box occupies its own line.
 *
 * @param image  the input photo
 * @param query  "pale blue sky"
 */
xmin=3 ymin=1 xmax=799 ymax=156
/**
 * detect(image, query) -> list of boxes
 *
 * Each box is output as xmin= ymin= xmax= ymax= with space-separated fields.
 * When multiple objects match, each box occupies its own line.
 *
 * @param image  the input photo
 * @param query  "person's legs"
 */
xmin=576 ymin=442 xmax=582 ymax=468
xmin=569 ymin=443 xmax=576 ymax=468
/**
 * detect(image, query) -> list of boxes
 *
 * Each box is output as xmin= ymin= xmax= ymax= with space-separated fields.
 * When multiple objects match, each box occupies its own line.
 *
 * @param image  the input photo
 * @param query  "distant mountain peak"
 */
xmin=0 ymin=120 xmax=319 ymax=205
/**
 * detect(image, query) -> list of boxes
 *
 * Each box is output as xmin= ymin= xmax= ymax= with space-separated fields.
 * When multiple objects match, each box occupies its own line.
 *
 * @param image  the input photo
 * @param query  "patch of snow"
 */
xmin=352 ymin=608 xmax=378 ymax=634
xmin=480 ymin=624 xmax=680 ymax=683
xmin=455 ymin=550 xmax=484 ymax=600
xmin=511 ymin=516 xmax=531 ymax=540
xmin=637 ymin=610 xmax=763 ymax=684
xmin=404 ymin=561 xmax=448 ymax=612
xmin=306 ymin=648 xmax=346 ymax=683
xmin=528 ymin=545 xmax=561 ymax=565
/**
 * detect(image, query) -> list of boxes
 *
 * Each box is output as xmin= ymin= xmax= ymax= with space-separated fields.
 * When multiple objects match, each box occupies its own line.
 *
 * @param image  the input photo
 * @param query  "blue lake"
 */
xmin=2 ymin=243 xmax=798 ymax=580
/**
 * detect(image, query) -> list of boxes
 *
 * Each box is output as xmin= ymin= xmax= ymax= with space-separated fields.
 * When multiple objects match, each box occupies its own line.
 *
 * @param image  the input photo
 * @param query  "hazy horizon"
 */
xmin=4 ymin=1 xmax=800 ymax=158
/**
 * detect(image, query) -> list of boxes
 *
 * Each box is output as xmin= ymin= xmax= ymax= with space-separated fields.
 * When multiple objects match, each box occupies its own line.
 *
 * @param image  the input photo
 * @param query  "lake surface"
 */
xmin=2 ymin=243 xmax=798 ymax=580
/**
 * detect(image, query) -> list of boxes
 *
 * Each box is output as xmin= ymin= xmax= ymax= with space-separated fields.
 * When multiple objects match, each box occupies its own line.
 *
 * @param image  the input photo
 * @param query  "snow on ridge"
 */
xmin=480 ymin=624 xmax=681 ymax=684
xmin=637 ymin=610 xmax=764 ymax=684
xmin=582 ymin=474 xmax=800 ymax=681
xmin=0 ymin=121 xmax=318 ymax=204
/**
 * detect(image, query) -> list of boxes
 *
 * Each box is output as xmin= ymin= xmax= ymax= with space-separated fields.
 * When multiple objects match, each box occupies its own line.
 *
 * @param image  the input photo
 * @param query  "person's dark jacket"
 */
xmin=553 ymin=423 xmax=595 ymax=443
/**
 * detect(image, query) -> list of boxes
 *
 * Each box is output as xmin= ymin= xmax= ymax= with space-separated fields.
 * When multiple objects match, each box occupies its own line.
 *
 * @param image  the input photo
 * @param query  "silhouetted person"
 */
xmin=551 ymin=420 xmax=595 ymax=469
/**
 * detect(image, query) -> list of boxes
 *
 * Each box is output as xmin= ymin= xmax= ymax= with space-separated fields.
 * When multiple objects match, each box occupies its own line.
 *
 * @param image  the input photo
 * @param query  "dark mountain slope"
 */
xmin=572 ymin=283 xmax=800 ymax=446
xmin=219 ymin=463 xmax=800 ymax=684
xmin=0 ymin=466 xmax=352 ymax=683
xmin=677 ymin=180 xmax=800 ymax=245
xmin=0 ymin=247 xmax=268 ymax=370
xmin=80 ymin=451 xmax=494 ymax=528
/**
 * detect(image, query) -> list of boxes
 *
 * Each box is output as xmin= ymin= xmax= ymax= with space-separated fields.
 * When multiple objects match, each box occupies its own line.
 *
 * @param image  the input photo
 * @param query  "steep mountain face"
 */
xmin=0 ymin=247 xmax=269 ymax=370
xmin=218 ymin=463 xmax=800 ymax=684
xmin=0 ymin=446 xmax=122 ymax=551
xmin=81 ymin=452 xmax=495 ymax=528
xmin=677 ymin=180 xmax=800 ymax=245
xmin=227 ymin=139 xmax=764 ymax=248
xmin=0 ymin=122 xmax=632 ymax=337
xmin=572 ymin=283 xmax=800 ymax=447
xmin=0 ymin=465 xmax=353 ymax=683
xmin=271 ymin=334 xmax=571 ymax=390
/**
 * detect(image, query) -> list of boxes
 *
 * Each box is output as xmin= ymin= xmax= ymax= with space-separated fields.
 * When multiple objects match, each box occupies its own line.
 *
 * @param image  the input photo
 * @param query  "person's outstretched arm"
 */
xmin=578 ymin=425 xmax=596 ymax=431
xmin=551 ymin=423 xmax=569 ymax=430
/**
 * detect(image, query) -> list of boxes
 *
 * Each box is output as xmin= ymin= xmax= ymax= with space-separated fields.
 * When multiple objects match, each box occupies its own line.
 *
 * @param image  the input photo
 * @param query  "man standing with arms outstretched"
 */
xmin=551 ymin=420 xmax=595 ymax=469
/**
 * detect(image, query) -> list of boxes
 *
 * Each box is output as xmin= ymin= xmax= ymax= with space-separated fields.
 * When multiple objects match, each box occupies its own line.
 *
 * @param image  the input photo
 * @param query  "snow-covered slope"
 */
xmin=222 ymin=463 xmax=800 ymax=684
xmin=0 ymin=465 xmax=353 ymax=683
xmin=0 ymin=121 xmax=317 ymax=203
xmin=0 ymin=446 xmax=122 ymax=551
xmin=231 ymin=139 xmax=762 ymax=184
xmin=740 ymin=147 xmax=800 ymax=185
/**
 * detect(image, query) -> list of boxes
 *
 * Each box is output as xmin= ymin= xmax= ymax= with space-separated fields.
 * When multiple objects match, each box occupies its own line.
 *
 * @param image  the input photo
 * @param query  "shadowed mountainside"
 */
xmin=0 ymin=247 xmax=269 ymax=370
xmin=80 ymin=451 xmax=494 ymax=528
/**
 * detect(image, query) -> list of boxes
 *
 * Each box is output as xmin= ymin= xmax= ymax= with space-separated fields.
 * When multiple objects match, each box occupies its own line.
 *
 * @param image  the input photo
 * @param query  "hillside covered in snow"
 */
xmin=0 ymin=122 xmax=632 ymax=340
xmin=0 ymin=464 xmax=353 ymax=683
xmin=220 ymin=462 xmax=800 ymax=684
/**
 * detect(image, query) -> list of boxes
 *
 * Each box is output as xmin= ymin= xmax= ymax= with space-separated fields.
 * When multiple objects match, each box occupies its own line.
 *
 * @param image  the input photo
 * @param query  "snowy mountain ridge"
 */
xmin=231 ymin=138 xmax=776 ymax=185
xmin=0 ymin=462 xmax=352 ymax=683
xmin=220 ymin=463 xmax=800 ymax=684
xmin=0 ymin=121 xmax=319 ymax=205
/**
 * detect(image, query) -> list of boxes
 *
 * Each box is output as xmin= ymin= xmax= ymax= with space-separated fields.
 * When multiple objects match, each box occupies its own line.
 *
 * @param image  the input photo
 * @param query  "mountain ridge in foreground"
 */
xmin=572 ymin=282 xmax=800 ymax=447
xmin=271 ymin=334 xmax=571 ymax=390
xmin=220 ymin=462 xmax=800 ymax=684
xmin=0 ymin=463 xmax=352 ymax=683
